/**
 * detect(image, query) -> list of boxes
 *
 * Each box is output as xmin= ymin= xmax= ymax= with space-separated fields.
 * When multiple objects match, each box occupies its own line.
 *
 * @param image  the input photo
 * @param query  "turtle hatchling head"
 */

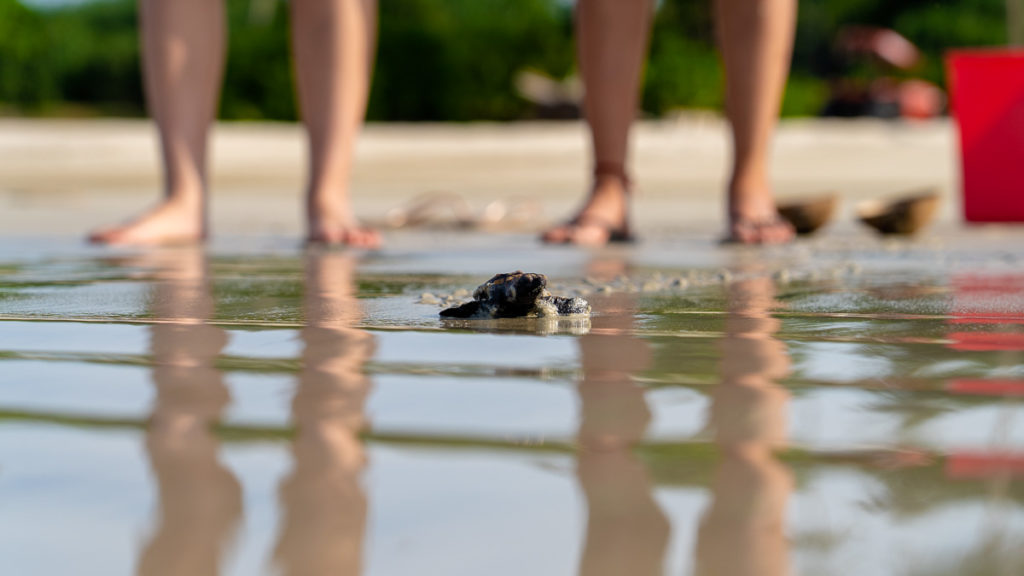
xmin=473 ymin=271 xmax=549 ymax=317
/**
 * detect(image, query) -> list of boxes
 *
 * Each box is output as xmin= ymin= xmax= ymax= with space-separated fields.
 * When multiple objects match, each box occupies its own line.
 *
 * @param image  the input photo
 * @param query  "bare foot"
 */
xmin=726 ymin=185 xmax=795 ymax=245
xmin=541 ymin=176 xmax=632 ymax=246
xmin=88 ymin=197 xmax=205 ymax=245
xmin=307 ymin=198 xmax=381 ymax=249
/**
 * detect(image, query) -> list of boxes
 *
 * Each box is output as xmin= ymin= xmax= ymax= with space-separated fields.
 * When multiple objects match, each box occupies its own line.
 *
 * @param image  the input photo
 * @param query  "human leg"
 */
xmin=541 ymin=0 xmax=653 ymax=246
xmin=291 ymin=0 xmax=380 ymax=248
xmin=716 ymin=0 xmax=797 ymax=244
xmin=89 ymin=0 xmax=226 ymax=245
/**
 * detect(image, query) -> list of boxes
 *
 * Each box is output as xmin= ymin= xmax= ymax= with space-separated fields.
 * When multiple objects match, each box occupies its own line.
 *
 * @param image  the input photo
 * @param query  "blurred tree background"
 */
xmin=0 ymin=0 xmax=1010 ymax=119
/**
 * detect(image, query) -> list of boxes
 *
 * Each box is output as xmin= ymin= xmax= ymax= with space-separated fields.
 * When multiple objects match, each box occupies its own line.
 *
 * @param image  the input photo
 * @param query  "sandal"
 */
xmin=541 ymin=161 xmax=635 ymax=245
xmin=720 ymin=213 xmax=796 ymax=245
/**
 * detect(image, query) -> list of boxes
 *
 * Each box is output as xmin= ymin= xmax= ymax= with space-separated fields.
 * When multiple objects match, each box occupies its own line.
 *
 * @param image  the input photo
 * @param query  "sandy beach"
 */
xmin=0 ymin=117 xmax=957 ymax=239
xmin=4 ymin=117 xmax=1024 ymax=576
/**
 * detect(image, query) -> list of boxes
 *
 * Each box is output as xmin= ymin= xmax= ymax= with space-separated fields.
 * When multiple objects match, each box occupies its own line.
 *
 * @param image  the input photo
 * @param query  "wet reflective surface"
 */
xmin=2 ymin=230 xmax=1024 ymax=576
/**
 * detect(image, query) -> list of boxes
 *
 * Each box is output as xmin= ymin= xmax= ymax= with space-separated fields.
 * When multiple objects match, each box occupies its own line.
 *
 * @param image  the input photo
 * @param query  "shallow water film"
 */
xmin=2 ymin=232 xmax=1024 ymax=576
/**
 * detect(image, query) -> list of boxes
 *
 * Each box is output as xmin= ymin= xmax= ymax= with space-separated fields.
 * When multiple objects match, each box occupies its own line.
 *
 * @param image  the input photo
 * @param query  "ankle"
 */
xmin=591 ymin=173 xmax=631 ymax=201
xmin=727 ymin=186 xmax=779 ymax=221
xmin=593 ymin=161 xmax=631 ymax=193
xmin=729 ymin=168 xmax=770 ymax=196
xmin=165 ymin=191 xmax=204 ymax=207
xmin=307 ymin=193 xmax=355 ymax=222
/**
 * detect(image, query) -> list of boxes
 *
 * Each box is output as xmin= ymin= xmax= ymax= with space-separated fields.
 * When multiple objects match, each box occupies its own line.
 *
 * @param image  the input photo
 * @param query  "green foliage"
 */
xmin=0 ymin=0 xmax=54 ymax=107
xmin=892 ymin=0 xmax=1008 ymax=86
xmin=644 ymin=34 xmax=723 ymax=114
xmin=220 ymin=0 xmax=295 ymax=120
xmin=780 ymin=74 xmax=829 ymax=118
xmin=369 ymin=0 xmax=573 ymax=121
xmin=644 ymin=0 xmax=722 ymax=114
xmin=0 ymin=0 xmax=1014 ymax=119
xmin=45 ymin=0 xmax=142 ymax=114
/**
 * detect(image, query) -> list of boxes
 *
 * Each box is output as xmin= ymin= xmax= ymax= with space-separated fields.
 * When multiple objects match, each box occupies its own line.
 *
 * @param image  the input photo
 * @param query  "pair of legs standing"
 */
xmin=94 ymin=0 xmax=794 ymax=247
xmin=90 ymin=0 xmax=380 ymax=247
xmin=543 ymin=0 xmax=797 ymax=245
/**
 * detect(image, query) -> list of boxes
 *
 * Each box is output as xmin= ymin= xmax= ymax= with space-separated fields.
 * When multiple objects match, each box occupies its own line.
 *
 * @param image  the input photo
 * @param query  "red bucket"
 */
xmin=947 ymin=50 xmax=1024 ymax=222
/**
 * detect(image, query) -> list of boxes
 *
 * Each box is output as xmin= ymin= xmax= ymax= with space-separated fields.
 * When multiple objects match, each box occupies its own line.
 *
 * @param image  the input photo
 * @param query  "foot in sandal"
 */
xmin=541 ymin=171 xmax=633 ymax=246
xmin=723 ymin=182 xmax=795 ymax=245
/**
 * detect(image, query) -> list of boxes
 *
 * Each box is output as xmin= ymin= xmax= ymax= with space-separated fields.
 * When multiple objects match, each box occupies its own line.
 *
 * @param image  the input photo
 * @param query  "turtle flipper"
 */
xmin=550 ymin=296 xmax=591 ymax=316
xmin=440 ymin=301 xmax=483 ymax=318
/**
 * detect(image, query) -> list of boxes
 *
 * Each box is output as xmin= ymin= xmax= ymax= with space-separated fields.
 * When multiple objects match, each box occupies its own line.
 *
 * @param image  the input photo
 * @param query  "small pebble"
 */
xmin=670 ymin=278 xmax=688 ymax=289
xmin=597 ymin=285 xmax=614 ymax=294
xmin=452 ymin=288 xmax=470 ymax=299
xmin=772 ymin=269 xmax=791 ymax=283
xmin=419 ymin=292 xmax=439 ymax=305
xmin=642 ymin=280 xmax=662 ymax=292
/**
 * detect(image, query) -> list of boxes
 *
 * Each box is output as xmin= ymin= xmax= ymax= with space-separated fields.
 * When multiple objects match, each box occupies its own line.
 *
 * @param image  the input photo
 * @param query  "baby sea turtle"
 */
xmin=440 ymin=271 xmax=591 ymax=319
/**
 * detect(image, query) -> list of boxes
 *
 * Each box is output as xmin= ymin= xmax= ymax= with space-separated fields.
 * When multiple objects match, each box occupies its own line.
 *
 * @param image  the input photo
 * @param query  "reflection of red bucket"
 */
xmin=947 ymin=51 xmax=1024 ymax=222
xmin=947 ymin=452 xmax=1024 ymax=478
xmin=948 ymin=379 xmax=1024 ymax=396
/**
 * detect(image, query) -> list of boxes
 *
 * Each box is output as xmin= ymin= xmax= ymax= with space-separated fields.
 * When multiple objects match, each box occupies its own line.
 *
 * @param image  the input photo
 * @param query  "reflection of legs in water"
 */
xmin=576 ymin=281 xmax=669 ymax=576
xmin=541 ymin=0 xmax=652 ymax=246
xmin=292 ymin=0 xmax=381 ymax=248
xmin=273 ymin=250 xmax=374 ymax=576
xmin=90 ymin=0 xmax=224 ymax=245
xmin=137 ymin=249 xmax=242 ymax=576
xmin=696 ymin=276 xmax=792 ymax=576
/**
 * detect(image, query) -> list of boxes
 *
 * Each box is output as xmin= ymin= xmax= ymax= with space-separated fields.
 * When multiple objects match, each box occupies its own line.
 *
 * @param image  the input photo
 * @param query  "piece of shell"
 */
xmin=858 ymin=189 xmax=940 ymax=235
xmin=777 ymin=193 xmax=839 ymax=235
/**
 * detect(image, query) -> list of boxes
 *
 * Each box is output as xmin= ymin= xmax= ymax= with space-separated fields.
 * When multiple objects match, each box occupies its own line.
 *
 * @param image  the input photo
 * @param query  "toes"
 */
xmin=762 ymin=220 xmax=796 ymax=244
xmin=347 ymin=228 xmax=382 ymax=249
xmin=309 ymin=226 xmax=382 ymax=249
xmin=541 ymin=224 xmax=610 ymax=246
xmin=730 ymin=221 xmax=759 ymax=244
xmin=87 ymin=229 xmax=115 ymax=244
xmin=540 ymin=224 xmax=573 ymax=244
xmin=568 ymin=224 xmax=612 ymax=246
xmin=728 ymin=219 xmax=795 ymax=245
xmin=88 ymin=227 xmax=130 ymax=245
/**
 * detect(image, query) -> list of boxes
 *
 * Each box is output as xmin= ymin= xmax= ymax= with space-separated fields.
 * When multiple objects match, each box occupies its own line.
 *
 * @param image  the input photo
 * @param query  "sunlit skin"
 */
xmin=89 ymin=0 xmax=380 ymax=247
xmin=575 ymin=258 xmax=670 ymax=576
xmin=136 ymin=249 xmax=242 ymax=576
xmin=542 ymin=0 xmax=796 ymax=245
xmin=696 ymin=274 xmax=793 ymax=576
xmin=273 ymin=250 xmax=374 ymax=576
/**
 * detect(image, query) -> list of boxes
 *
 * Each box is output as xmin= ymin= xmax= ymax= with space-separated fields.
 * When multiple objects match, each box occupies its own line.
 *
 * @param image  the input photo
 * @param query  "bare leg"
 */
xmin=542 ymin=0 xmax=652 ymax=246
xmin=717 ymin=0 xmax=797 ymax=244
xmin=292 ymin=0 xmax=380 ymax=248
xmin=90 ymin=0 xmax=225 ymax=245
